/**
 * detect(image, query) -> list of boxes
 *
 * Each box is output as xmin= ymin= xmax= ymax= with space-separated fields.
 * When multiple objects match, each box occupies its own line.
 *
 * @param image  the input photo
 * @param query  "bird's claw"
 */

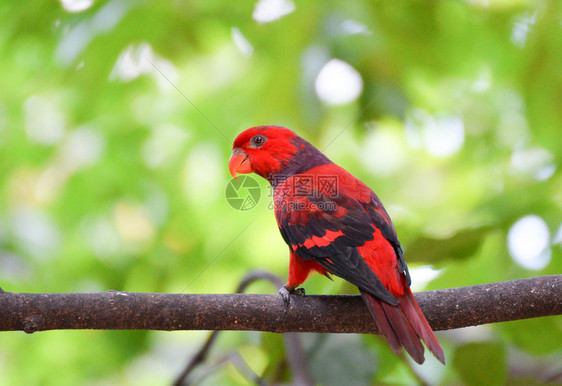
xmin=279 ymin=285 xmax=291 ymax=305
xmin=278 ymin=285 xmax=306 ymax=305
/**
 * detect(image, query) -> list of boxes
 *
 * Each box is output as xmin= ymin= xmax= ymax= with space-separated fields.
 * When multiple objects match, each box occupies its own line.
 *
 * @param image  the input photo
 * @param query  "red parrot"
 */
xmin=228 ymin=125 xmax=445 ymax=364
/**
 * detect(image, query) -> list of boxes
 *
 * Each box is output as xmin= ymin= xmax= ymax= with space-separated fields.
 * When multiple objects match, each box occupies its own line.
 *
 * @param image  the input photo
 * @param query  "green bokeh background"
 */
xmin=0 ymin=0 xmax=560 ymax=384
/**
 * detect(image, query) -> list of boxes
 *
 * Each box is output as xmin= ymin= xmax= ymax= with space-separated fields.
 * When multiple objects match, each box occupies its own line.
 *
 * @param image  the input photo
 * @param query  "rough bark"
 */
xmin=0 ymin=275 xmax=559 ymax=334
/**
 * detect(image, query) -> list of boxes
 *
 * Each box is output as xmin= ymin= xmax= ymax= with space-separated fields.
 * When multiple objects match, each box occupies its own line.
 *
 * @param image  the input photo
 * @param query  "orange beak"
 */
xmin=229 ymin=148 xmax=252 ymax=180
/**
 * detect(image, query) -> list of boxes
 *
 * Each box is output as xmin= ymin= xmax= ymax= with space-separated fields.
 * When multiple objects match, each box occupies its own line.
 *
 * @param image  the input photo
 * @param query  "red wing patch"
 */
xmin=302 ymin=229 xmax=344 ymax=249
xmin=358 ymin=228 xmax=404 ymax=296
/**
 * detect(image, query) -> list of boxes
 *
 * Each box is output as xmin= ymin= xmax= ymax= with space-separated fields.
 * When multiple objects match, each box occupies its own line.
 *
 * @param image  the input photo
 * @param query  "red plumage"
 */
xmin=229 ymin=125 xmax=445 ymax=365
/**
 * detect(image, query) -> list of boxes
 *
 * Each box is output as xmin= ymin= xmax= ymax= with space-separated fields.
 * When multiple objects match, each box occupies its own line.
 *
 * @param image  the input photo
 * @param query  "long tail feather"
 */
xmin=403 ymin=288 xmax=445 ymax=364
xmin=380 ymin=300 xmax=425 ymax=364
xmin=361 ymin=290 xmax=445 ymax=365
xmin=361 ymin=291 xmax=401 ymax=354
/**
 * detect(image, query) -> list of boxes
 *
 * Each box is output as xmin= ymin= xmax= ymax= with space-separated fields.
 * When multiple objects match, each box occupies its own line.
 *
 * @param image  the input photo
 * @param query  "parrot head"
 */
xmin=228 ymin=126 xmax=299 ymax=180
xmin=229 ymin=125 xmax=332 ymax=184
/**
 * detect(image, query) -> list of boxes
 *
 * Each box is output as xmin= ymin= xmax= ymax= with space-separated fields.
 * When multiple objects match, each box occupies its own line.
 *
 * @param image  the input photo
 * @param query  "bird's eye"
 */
xmin=251 ymin=135 xmax=266 ymax=147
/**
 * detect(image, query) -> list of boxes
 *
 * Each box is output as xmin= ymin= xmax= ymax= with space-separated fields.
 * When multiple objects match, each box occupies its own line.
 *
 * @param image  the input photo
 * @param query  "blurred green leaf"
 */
xmin=406 ymin=225 xmax=492 ymax=264
xmin=453 ymin=342 xmax=507 ymax=386
xmin=307 ymin=334 xmax=376 ymax=386
xmin=497 ymin=316 xmax=562 ymax=355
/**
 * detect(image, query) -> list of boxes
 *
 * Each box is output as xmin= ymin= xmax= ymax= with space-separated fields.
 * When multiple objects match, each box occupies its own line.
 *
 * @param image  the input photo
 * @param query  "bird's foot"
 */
xmin=278 ymin=285 xmax=306 ymax=305
xmin=293 ymin=287 xmax=306 ymax=296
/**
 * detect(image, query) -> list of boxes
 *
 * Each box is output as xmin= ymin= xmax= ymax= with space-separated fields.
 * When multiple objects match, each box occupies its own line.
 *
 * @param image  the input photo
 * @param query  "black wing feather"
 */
xmin=276 ymin=186 xmax=403 ymax=305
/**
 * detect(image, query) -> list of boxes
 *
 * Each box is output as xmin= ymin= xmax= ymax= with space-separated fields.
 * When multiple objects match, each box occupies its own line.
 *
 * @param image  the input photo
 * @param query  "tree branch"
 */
xmin=0 ymin=275 xmax=559 ymax=333
xmin=173 ymin=270 xmax=312 ymax=386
